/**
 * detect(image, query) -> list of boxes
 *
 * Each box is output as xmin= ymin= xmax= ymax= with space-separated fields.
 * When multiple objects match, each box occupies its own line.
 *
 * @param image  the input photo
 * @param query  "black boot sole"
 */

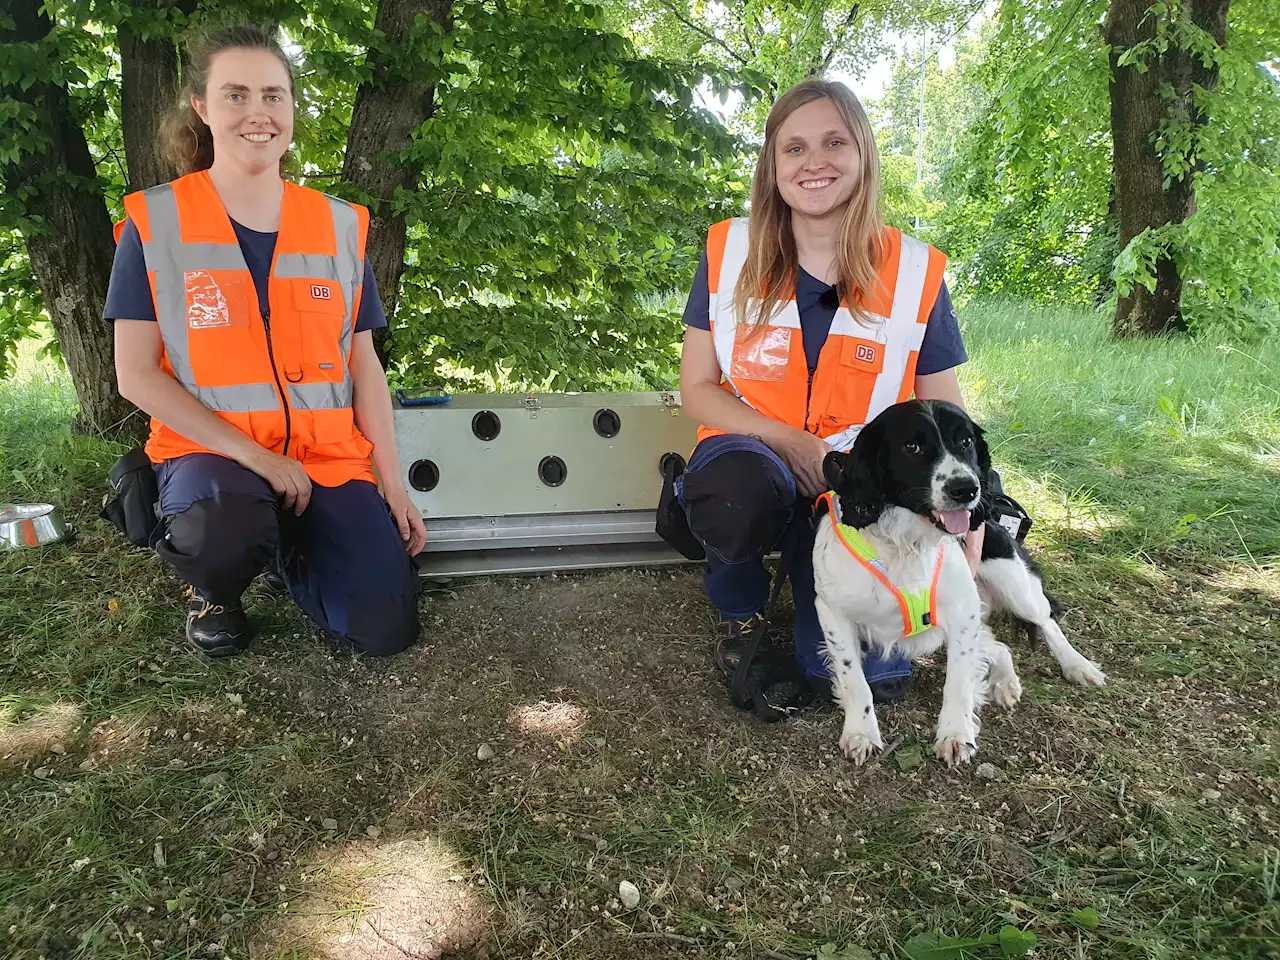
xmin=188 ymin=636 xmax=245 ymax=657
xmin=186 ymin=621 xmax=252 ymax=658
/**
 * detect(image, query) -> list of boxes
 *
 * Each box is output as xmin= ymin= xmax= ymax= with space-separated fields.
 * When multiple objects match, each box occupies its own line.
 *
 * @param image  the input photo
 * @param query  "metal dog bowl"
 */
xmin=0 ymin=503 xmax=74 ymax=552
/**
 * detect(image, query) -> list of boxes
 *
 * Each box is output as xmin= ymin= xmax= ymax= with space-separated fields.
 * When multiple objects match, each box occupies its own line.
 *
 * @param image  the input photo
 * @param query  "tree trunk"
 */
xmin=340 ymin=0 xmax=453 ymax=362
xmin=118 ymin=0 xmax=197 ymax=193
xmin=1 ymin=0 xmax=143 ymax=437
xmin=1106 ymin=0 xmax=1230 ymax=339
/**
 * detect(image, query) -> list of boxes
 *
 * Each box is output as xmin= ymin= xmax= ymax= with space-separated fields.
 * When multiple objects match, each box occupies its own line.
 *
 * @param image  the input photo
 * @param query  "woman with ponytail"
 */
xmin=105 ymin=25 xmax=424 ymax=658
xmin=671 ymin=79 xmax=983 ymax=715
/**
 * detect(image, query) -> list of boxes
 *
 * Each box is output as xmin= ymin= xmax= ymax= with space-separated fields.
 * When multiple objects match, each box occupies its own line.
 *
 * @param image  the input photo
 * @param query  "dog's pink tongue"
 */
xmin=935 ymin=509 xmax=971 ymax=534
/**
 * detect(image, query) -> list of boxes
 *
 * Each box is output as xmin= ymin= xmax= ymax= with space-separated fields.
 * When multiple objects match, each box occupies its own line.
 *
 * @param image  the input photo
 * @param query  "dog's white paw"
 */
xmin=1062 ymin=658 xmax=1107 ymax=687
xmin=934 ymin=734 xmax=978 ymax=767
xmin=986 ymin=671 xmax=1023 ymax=709
xmin=839 ymin=717 xmax=883 ymax=765
xmin=934 ymin=712 xmax=979 ymax=767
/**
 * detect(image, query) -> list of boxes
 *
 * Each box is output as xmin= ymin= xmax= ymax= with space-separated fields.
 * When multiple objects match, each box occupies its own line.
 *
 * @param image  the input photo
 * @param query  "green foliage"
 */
xmin=3 ymin=0 xmax=1277 ymax=391
xmin=872 ymin=0 xmax=1280 ymax=336
xmin=1108 ymin=0 xmax=1280 ymax=336
xmin=1 ymin=0 xmax=754 ymax=391
xmin=0 ymin=232 xmax=43 ymax=377
xmin=1071 ymin=905 xmax=1101 ymax=930
xmin=874 ymin=9 xmax=1117 ymax=307
xmin=0 ymin=0 xmax=132 ymax=377
xmin=900 ymin=925 xmax=1036 ymax=959
xmin=366 ymin=0 xmax=751 ymax=390
xmin=0 ymin=0 xmax=1013 ymax=391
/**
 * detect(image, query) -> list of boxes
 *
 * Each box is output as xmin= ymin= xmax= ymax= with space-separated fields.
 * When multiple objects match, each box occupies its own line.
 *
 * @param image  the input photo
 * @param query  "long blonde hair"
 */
xmin=732 ymin=79 xmax=885 ymax=330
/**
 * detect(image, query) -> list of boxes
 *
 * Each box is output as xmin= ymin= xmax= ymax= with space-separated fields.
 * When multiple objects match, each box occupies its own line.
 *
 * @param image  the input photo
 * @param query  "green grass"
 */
xmin=2 ymin=308 xmax=1279 ymax=960
xmin=960 ymin=300 xmax=1280 ymax=564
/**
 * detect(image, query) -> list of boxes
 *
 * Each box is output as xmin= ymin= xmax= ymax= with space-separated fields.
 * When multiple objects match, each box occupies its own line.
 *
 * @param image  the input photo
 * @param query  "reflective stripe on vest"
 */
xmin=817 ymin=491 xmax=943 ymax=637
xmin=704 ymin=218 xmax=942 ymax=452
xmin=130 ymin=178 xmax=361 ymax=414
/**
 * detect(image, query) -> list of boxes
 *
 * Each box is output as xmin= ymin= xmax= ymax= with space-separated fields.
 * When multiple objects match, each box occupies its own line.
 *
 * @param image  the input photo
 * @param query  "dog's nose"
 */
xmin=943 ymin=477 xmax=979 ymax=504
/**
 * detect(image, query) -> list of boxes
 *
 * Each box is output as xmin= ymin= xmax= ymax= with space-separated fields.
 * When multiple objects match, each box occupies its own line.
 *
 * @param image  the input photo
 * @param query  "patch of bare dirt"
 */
xmin=0 ymin=701 xmax=81 ymax=767
xmin=255 ymin=837 xmax=492 ymax=959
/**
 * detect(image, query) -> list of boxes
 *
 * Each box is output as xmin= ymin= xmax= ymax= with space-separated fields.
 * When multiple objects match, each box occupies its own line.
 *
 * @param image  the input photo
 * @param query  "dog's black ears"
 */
xmin=971 ymin=422 xmax=995 ymax=529
xmin=827 ymin=439 xmax=885 ymax=529
xmin=822 ymin=451 xmax=848 ymax=493
xmin=974 ymin=422 xmax=992 ymax=477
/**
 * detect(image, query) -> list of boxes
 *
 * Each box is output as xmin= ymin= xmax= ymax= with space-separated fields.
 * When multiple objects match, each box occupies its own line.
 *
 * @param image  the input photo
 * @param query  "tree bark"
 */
xmin=118 ymin=0 xmax=197 ymax=193
xmin=340 ymin=0 xmax=453 ymax=362
xmin=1 ymin=0 xmax=143 ymax=437
xmin=1106 ymin=0 xmax=1230 ymax=339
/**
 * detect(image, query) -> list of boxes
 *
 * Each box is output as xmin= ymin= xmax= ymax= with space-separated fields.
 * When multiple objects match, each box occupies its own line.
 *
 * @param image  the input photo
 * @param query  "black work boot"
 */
xmin=809 ymin=671 xmax=910 ymax=705
xmin=713 ymin=612 xmax=769 ymax=677
xmin=259 ymin=555 xmax=289 ymax=598
xmin=186 ymin=589 xmax=253 ymax=657
xmin=713 ymin=613 xmax=813 ymax=718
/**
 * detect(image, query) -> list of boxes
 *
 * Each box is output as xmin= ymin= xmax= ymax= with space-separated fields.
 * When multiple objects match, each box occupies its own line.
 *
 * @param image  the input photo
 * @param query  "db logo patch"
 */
xmin=310 ymin=284 xmax=332 ymax=301
xmin=854 ymin=343 xmax=878 ymax=364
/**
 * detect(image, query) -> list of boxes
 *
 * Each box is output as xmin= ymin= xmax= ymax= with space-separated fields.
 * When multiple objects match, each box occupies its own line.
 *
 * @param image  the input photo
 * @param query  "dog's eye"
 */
xmin=904 ymin=441 xmax=922 ymax=455
xmin=961 ymin=436 xmax=974 ymax=449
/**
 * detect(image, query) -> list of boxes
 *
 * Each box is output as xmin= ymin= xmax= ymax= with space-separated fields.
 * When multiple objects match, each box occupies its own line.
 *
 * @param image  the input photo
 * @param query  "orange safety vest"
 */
xmin=698 ymin=218 xmax=947 ymax=452
xmin=120 ymin=170 xmax=374 ymax=487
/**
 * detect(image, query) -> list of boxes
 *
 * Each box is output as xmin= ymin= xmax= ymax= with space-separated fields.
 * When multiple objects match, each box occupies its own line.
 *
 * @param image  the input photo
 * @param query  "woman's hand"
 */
xmin=384 ymin=484 xmax=427 ymax=556
xmin=240 ymin=448 xmax=313 ymax=515
xmin=773 ymin=428 xmax=832 ymax=499
xmin=963 ymin=522 xmax=985 ymax=577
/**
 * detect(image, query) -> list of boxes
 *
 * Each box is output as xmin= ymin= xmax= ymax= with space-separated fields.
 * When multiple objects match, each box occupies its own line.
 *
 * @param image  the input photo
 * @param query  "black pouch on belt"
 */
xmin=654 ymin=452 xmax=706 ymax=562
xmin=100 ymin=447 xmax=161 ymax=548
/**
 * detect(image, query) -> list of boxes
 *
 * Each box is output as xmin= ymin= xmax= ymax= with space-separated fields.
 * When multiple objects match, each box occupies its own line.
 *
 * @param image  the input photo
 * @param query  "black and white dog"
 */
xmin=813 ymin=400 xmax=1105 ymax=767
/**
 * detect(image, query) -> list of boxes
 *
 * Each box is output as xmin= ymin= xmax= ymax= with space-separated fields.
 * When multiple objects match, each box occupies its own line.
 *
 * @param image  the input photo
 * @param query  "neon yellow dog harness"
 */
xmin=817 ymin=491 xmax=944 ymax=636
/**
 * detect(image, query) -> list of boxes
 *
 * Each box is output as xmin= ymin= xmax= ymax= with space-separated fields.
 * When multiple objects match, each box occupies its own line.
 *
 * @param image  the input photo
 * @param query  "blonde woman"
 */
xmin=672 ymin=79 xmax=983 ymax=715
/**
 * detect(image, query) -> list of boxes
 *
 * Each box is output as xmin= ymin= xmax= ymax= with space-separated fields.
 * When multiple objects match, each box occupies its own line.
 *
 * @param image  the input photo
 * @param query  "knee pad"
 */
xmin=155 ymin=493 xmax=278 ymax=602
xmin=681 ymin=450 xmax=792 ymax=563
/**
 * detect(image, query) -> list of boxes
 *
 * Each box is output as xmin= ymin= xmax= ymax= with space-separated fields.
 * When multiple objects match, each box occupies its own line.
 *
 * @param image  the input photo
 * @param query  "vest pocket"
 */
xmin=826 ymin=335 xmax=886 ymax=425
xmin=287 ymin=279 xmax=347 ymax=380
xmin=310 ymin=408 xmax=372 ymax=460
xmin=730 ymin=324 xmax=791 ymax=382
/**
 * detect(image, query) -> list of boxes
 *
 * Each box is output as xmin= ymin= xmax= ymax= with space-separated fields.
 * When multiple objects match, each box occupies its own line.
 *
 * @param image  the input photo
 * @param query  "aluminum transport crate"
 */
xmin=393 ymin=391 xmax=700 ymax=576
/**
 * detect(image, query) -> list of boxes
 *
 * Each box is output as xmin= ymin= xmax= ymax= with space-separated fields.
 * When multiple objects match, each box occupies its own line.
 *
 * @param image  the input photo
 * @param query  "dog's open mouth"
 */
xmin=931 ymin=509 xmax=971 ymax=535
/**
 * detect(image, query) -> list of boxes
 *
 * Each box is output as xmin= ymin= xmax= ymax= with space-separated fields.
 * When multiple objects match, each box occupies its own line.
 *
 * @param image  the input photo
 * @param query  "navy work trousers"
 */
xmin=153 ymin=453 xmax=420 ymax=657
xmin=676 ymin=433 xmax=911 ymax=685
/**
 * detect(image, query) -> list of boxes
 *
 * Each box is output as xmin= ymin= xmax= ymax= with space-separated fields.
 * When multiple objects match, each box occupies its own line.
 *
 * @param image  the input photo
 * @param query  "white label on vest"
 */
xmin=999 ymin=514 xmax=1022 ymax=539
xmin=311 ymin=284 xmax=332 ymax=300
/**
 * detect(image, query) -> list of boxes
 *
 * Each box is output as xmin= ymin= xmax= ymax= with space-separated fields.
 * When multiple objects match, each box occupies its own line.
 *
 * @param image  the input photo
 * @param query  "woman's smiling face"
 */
xmin=192 ymin=46 xmax=294 ymax=176
xmin=772 ymin=97 xmax=860 ymax=222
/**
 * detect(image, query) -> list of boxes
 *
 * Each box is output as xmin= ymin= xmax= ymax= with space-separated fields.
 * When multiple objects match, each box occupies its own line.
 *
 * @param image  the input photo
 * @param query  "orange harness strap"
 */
xmin=817 ymin=491 xmax=945 ymax=637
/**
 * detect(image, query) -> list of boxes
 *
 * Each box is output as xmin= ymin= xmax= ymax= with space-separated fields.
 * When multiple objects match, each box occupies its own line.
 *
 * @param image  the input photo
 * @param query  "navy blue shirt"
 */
xmin=104 ymin=218 xmax=387 ymax=332
xmin=682 ymin=251 xmax=967 ymax=375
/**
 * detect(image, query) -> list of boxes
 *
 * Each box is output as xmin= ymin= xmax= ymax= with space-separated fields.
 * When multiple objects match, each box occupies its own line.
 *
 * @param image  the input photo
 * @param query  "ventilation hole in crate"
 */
xmin=408 ymin=459 xmax=439 ymax=492
xmin=538 ymin=456 xmax=568 ymax=487
xmin=471 ymin=410 xmax=501 ymax=441
xmin=592 ymin=408 xmax=621 ymax=438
